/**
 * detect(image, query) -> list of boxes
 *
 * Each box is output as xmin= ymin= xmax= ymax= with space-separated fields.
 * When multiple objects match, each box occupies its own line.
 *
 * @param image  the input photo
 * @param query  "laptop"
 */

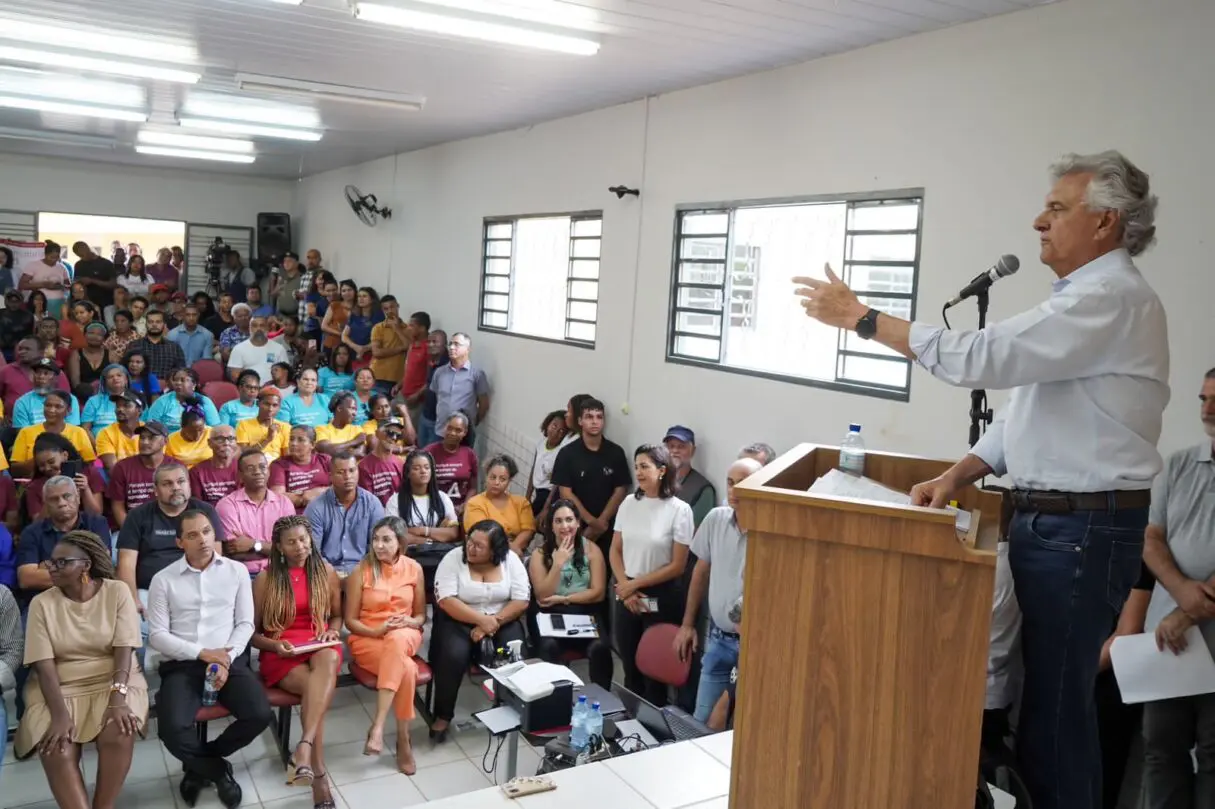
xmin=612 ymin=684 xmax=705 ymax=742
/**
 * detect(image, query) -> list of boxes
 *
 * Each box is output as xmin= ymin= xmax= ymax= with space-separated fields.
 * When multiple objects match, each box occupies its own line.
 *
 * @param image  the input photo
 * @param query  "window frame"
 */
xmin=477 ymin=209 xmax=603 ymax=350
xmin=666 ymin=189 xmax=925 ymax=402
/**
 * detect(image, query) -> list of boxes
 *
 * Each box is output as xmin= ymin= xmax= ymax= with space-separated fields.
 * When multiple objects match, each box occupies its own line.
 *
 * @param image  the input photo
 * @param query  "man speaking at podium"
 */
xmin=794 ymin=151 xmax=1168 ymax=809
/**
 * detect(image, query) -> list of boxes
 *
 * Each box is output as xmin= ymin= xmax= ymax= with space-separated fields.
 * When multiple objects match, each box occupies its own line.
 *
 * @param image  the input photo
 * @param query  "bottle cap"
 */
xmin=849 ymin=423 xmax=861 ymax=432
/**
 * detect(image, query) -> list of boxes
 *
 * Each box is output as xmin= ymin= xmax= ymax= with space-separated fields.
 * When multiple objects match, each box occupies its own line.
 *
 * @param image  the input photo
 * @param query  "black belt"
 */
xmin=713 ymin=625 xmax=740 ymax=640
xmin=1008 ymin=488 xmax=1151 ymax=514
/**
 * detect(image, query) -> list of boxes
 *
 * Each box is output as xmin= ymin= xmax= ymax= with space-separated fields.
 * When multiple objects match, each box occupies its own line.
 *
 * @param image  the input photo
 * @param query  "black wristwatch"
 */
xmin=855 ymin=308 xmax=880 ymax=339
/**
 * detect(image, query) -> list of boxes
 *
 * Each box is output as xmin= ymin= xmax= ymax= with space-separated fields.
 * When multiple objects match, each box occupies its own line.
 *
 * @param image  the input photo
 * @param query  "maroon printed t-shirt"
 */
xmin=25 ymin=467 xmax=107 ymax=519
xmin=358 ymin=453 xmax=404 ymax=506
xmin=189 ymin=457 xmax=240 ymax=505
xmin=107 ymin=456 xmax=160 ymax=511
xmin=269 ymin=454 xmax=330 ymax=512
xmin=424 ymin=442 xmax=477 ymax=509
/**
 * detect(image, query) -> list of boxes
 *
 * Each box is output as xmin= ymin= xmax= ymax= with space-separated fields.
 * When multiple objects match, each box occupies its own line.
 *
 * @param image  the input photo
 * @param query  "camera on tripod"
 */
xmin=205 ymin=237 xmax=230 ymax=280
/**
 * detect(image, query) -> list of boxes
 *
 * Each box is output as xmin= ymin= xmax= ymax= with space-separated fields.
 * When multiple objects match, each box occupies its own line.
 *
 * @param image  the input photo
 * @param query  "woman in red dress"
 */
xmin=252 ymin=515 xmax=343 ymax=809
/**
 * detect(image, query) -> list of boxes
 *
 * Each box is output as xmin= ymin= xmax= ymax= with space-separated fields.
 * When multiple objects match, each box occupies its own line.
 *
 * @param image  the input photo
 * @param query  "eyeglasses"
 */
xmin=383 ymin=432 xmax=403 ymax=442
xmin=211 ymin=436 xmax=237 ymax=443
xmin=46 ymin=557 xmax=87 ymax=570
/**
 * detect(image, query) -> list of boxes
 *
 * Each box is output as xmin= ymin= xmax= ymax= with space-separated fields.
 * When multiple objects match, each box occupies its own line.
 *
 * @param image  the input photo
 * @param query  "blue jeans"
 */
xmin=693 ymin=624 xmax=740 ymax=722
xmin=417 ymin=415 xmax=437 ymax=448
xmin=1008 ymin=506 xmax=1147 ymax=809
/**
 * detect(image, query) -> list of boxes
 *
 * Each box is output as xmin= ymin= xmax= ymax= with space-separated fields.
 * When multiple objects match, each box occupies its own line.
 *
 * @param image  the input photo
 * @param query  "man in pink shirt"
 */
xmin=0 ymin=336 xmax=70 ymax=422
xmin=215 ymin=448 xmax=295 ymax=574
xmin=18 ymin=241 xmax=70 ymax=317
xmin=147 ymin=247 xmax=180 ymax=291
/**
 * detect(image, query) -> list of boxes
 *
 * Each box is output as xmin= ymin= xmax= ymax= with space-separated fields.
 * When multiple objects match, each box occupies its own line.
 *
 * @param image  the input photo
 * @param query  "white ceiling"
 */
xmin=0 ymin=0 xmax=1050 ymax=179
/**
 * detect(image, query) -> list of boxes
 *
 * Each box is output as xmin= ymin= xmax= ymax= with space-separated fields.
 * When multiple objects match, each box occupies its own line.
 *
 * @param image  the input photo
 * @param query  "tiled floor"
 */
xmin=1 ymin=679 xmax=546 ymax=809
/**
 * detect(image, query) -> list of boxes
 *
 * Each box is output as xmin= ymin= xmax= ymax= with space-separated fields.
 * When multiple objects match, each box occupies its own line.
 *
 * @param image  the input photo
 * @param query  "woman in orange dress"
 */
xmin=344 ymin=516 xmax=427 ymax=774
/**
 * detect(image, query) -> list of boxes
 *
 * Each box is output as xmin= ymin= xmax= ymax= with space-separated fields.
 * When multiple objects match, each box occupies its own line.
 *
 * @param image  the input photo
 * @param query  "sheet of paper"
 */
xmin=537 ymin=612 xmax=600 ymax=638
xmin=509 ymin=662 xmax=584 ymax=694
xmin=809 ymin=468 xmax=912 ymax=506
xmin=1111 ymin=627 xmax=1215 ymax=703
xmin=474 ymin=705 xmax=522 ymax=734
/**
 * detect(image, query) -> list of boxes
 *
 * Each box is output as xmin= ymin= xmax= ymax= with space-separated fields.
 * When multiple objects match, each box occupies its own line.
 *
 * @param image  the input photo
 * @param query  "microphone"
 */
xmin=945 ymin=254 xmax=1020 ymax=308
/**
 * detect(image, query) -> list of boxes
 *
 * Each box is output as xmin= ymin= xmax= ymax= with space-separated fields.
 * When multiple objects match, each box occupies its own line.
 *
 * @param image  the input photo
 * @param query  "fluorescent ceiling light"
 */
xmin=178 ymin=116 xmax=323 ymax=142
xmin=266 ymin=0 xmax=304 ymax=4
xmin=0 ymin=125 xmax=117 ymax=149
xmin=183 ymin=94 xmax=320 ymax=128
xmin=355 ymin=3 xmax=599 ymax=55
xmin=410 ymin=0 xmax=599 ymax=31
xmin=135 ymin=145 xmax=256 ymax=164
xmin=0 ymin=17 xmax=198 ymax=64
xmin=138 ymin=130 xmax=254 ymax=153
xmin=0 ymin=46 xmax=200 ymax=83
xmin=0 ymin=94 xmax=147 ymax=122
xmin=0 ymin=67 xmax=147 ymax=108
xmin=235 ymin=73 xmax=425 ymax=112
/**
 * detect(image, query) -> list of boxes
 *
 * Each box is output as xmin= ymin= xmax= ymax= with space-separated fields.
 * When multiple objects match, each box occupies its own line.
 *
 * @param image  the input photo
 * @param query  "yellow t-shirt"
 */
xmin=315 ymin=422 xmax=366 ymax=447
xmin=235 ymin=418 xmax=291 ymax=463
xmin=369 ymin=321 xmax=407 ymax=383
xmin=12 ymin=424 xmax=97 ymax=464
xmin=463 ymin=492 xmax=537 ymax=538
xmin=96 ymin=423 xmax=141 ymax=462
xmin=0 ymin=442 xmax=8 ymax=472
xmin=166 ymin=429 xmax=213 ymax=468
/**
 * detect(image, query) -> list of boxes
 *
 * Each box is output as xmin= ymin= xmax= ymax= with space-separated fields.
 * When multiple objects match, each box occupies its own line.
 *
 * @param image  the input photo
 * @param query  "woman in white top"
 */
xmin=430 ymin=521 xmax=530 ymax=741
xmin=609 ymin=443 xmax=693 ymax=706
xmin=385 ymin=449 xmax=460 ymax=598
xmin=525 ymin=409 xmax=570 ymax=520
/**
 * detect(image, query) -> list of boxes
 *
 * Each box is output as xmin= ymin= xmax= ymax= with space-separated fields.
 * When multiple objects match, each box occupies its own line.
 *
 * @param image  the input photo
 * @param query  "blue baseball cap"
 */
xmin=663 ymin=425 xmax=696 ymax=445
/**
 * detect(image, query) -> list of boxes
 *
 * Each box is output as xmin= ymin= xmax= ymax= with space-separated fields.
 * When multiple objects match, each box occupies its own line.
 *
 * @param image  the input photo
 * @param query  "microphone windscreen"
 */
xmin=997 ymin=254 xmax=1020 ymax=277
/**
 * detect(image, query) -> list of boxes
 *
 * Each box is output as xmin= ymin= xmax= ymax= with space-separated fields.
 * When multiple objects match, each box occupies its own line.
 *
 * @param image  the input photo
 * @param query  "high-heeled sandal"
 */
xmin=286 ymin=740 xmax=315 ymax=787
xmin=311 ymin=771 xmax=336 ymax=809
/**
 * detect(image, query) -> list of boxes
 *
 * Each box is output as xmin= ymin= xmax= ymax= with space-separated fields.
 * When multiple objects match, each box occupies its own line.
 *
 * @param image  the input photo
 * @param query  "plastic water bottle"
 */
xmin=839 ymin=423 xmax=866 ymax=476
xmin=586 ymin=702 xmax=603 ymax=748
xmin=202 ymin=663 xmax=220 ymax=707
xmin=570 ymin=695 xmax=590 ymax=752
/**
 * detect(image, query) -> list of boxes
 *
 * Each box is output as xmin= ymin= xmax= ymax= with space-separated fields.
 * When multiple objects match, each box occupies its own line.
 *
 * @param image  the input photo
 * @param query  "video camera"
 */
xmin=205 ymin=237 xmax=230 ymax=282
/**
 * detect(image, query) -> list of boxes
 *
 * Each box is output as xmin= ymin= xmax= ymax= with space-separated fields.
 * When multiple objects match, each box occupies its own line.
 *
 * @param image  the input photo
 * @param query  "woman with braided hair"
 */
xmin=14 ymin=529 xmax=148 ymax=809
xmin=251 ymin=515 xmax=342 ymax=807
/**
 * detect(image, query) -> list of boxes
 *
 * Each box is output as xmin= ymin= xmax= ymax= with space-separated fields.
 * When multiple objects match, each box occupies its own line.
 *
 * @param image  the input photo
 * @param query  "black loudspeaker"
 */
xmin=256 ymin=212 xmax=292 ymax=266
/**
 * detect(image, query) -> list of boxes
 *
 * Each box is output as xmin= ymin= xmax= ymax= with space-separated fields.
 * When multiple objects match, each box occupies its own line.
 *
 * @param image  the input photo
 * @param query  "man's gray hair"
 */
xmin=1050 ymin=150 xmax=1158 ymax=257
xmin=231 ymin=303 xmax=252 ymax=317
xmin=44 ymin=475 xmax=77 ymax=495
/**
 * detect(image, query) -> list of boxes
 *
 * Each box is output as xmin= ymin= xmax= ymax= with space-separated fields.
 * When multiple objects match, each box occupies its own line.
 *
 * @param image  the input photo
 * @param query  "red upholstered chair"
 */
xmin=193 ymin=703 xmax=231 ymax=744
xmin=193 ymin=359 xmax=224 ymax=385
xmin=635 ymin=623 xmax=692 ymax=688
xmin=265 ymin=686 xmax=301 ymax=767
xmin=205 ymin=380 xmax=239 ymax=409
xmin=349 ymin=658 xmax=434 ymax=723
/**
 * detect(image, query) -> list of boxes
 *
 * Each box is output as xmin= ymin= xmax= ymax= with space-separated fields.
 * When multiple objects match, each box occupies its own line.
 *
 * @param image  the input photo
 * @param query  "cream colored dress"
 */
xmin=14 ymin=580 xmax=150 ymax=758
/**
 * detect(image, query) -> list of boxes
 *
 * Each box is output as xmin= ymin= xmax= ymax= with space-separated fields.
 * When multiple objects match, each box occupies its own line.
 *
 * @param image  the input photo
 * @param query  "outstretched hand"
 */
xmin=793 ymin=264 xmax=867 ymax=329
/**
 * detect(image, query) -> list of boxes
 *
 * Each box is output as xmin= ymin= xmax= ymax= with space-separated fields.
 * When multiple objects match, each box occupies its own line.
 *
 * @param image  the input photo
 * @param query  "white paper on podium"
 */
xmin=1111 ymin=627 xmax=1215 ymax=704
xmin=809 ymin=469 xmax=974 ymax=532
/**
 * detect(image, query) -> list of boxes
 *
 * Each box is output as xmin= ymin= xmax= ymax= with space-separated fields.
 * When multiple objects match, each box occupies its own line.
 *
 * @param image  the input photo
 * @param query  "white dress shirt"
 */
xmin=909 ymin=248 xmax=1170 ymax=492
xmin=146 ymin=554 xmax=255 ymax=661
xmin=434 ymin=547 xmax=530 ymax=615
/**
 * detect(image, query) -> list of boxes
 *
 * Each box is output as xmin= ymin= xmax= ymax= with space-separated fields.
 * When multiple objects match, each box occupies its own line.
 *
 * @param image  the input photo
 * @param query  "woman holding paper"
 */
xmin=252 ymin=516 xmax=342 ymax=806
xmin=529 ymin=498 xmax=613 ymax=689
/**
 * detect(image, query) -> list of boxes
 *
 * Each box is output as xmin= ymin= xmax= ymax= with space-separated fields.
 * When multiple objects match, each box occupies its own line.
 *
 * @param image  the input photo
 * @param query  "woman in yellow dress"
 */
xmin=463 ymin=454 xmax=537 ymax=555
xmin=15 ymin=529 xmax=148 ymax=809
xmin=165 ymin=404 xmax=212 ymax=468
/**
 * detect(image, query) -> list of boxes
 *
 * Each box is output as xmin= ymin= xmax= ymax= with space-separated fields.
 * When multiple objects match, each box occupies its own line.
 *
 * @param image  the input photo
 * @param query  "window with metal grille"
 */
xmin=668 ymin=191 xmax=922 ymax=401
xmin=478 ymin=212 xmax=601 ymax=348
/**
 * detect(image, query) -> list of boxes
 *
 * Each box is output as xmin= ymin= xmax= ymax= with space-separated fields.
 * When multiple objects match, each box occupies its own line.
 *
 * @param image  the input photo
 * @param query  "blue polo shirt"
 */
xmin=16 ymin=513 xmax=112 ymax=601
xmin=168 ymin=324 xmax=214 ymax=366
xmin=218 ymin=398 xmax=259 ymax=428
xmin=12 ymin=390 xmax=82 ymax=429
xmin=281 ymin=392 xmax=331 ymax=428
xmin=304 ymin=488 xmax=383 ymax=573
xmin=145 ymin=393 xmax=221 ymax=432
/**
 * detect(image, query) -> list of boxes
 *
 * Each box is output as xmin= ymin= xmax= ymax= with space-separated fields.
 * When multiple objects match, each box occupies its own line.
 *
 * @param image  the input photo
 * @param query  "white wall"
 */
xmin=295 ymin=0 xmax=1215 ymax=485
xmin=0 ymin=153 xmax=293 ymax=228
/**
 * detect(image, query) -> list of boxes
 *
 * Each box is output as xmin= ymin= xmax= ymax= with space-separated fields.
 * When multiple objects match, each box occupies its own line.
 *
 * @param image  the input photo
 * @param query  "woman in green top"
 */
xmin=527 ymin=498 xmax=612 ymax=688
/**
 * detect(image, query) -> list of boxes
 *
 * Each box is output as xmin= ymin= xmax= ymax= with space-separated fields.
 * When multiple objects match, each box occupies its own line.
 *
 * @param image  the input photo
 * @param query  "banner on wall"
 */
xmin=0 ymin=239 xmax=45 ymax=272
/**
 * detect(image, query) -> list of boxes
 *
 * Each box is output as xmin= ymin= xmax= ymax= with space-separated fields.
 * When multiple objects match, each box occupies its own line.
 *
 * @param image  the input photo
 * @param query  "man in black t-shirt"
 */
xmin=71 ymin=241 xmax=118 ymax=310
xmin=0 ymin=290 xmax=34 ymax=359
xmin=550 ymin=396 xmax=631 ymax=559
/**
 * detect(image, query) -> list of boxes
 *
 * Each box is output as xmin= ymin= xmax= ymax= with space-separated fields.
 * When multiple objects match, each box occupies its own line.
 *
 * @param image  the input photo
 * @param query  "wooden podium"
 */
xmin=729 ymin=444 xmax=1001 ymax=809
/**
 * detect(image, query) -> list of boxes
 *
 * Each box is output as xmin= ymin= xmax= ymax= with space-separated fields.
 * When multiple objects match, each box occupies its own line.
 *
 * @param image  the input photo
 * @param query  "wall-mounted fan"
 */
xmin=345 ymin=184 xmax=392 ymax=227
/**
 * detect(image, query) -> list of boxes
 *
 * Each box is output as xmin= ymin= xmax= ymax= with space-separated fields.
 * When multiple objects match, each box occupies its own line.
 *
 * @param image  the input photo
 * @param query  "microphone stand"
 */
xmin=967 ymin=291 xmax=993 ymax=448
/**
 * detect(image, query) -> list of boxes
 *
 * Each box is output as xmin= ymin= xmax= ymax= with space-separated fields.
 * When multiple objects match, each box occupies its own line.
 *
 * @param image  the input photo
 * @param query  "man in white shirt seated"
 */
xmin=147 ymin=509 xmax=272 ymax=809
xmin=227 ymin=314 xmax=289 ymax=385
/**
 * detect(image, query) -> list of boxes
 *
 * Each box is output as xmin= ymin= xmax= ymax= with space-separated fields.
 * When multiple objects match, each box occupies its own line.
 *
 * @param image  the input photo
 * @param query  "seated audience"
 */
xmin=235 ymin=387 xmax=290 ymax=462
xmin=17 ymin=478 xmax=112 ymax=596
xmin=227 ymin=314 xmax=289 ymax=385
xmin=414 ymin=328 xmax=448 ymax=449
xmin=315 ymin=391 xmax=366 ymax=456
xmin=202 ymin=292 xmax=234 ymax=342
xmin=270 ymin=426 xmax=330 ymax=513
xmin=122 ymin=348 xmax=161 ymax=404
xmin=216 ymin=450 xmax=295 ymax=575
xmin=24 ymin=434 xmax=105 ymax=519
xmin=218 ymin=304 xmax=251 ymax=365
xmin=103 ymin=309 xmax=140 ymax=358
xmin=95 ymin=390 xmax=143 ymax=471
xmin=304 ymin=452 xmax=383 ymax=574
xmin=528 ymin=498 xmax=612 ymax=689
xmin=738 ymin=442 xmax=777 ymax=467
xmin=526 ymin=409 xmax=571 ymax=520
xmin=430 ymin=332 xmax=490 ymax=445
xmin=464 ymin=454 xmax=536 ymax=555
xmin=674 ymin=458 xmax=761 ymax=721
xmin=167 ymin=304 xmax=213 ymax=367
xmin=0 ymin=461 xmax=16 ymax=536
xmin=146 ymin=368 xmax=220 ymax=432
xmin=269 ymin=362 xmax=296 ymax=399
xmin=148 ymin=509 xmax=269 ymax=809
xmin=552 ymin=396 xmax=631 ymax=559
xmin=430 ymin=521 xmax=529 ymax=741
xmin=280 ymin=368 xmax=330 ymax=427
xmin=38 ymin=317 xmax=71 ymax=369
xmin=344 ymin=516 xmax=426 ymax=773
xmin=123 ymin=310 xmax=185 ymax=382
xmin=358 ymin=418 xmax=406 ymax=505
xmin=12 ymin=359 xmax=82 ymax=429
xmin=350 ymin=368 xmax=376 ymax=425
xmin=191 ymin=291 xmax=216 ymax=324
xmin=385 ymin=449 xmax=459 ymax=596
xmin=424 ymin=412 xmax=478 ymax=517
xmin=59 ymin=298 xmax=92 ymax=352
xmin=0 ymin=583 xmax=21 ymax=740
xmin=0 ymin=337 xmax=70 ymax=420
xmin=0 ymin=288 xmax=34 ymax=359
xmin=14 ymin=530 xmax=148 ymax=809
xmin=244 ymin=286 xmax=273 ymax=319
xmin=66 ymin=321 xmax=110 ymax=403
xmin=317 ymin=344 xmax=355 ymax=394
xmin=165 ymin=406 xmax=213 ymax=468
xmin=117 ymin=255 xmax=150 ymax=300
xmin=219 ymin=370 xmax=261 ymax=427
xmin=11 ymin=391 xmax=95 ymax=478
xmin=664 ymin=426 xmax=717 ymax=528
xmin=252 ymin=516 xmax=342 ymax=807
xmin=188 ymin=426 xmax=241 ymax=505
xmin=82 ymin=365 xmax=134 ymax=437
xmin=610 ymin=444 xmax=693 ymax=706
xmin=107 ymin=422 xmax=168 ymax=526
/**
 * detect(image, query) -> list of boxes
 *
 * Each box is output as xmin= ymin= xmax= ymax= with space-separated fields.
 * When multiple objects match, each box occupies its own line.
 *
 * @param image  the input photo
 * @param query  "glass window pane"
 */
xmin=681 ymin=237 xmax=726 ymax=261
xmin=681 ymin=212 xmax=729 ymax=236
xmin=572 ymin=219 xmax=602 ymax=237
xmin=849 ymin=264 xmax=913 ymax=295
xmin=482 ymin=293 xmax=509 ymax=312
xmin=572 ymin=239 xmax=600 ymax=259
xmin=676 ymin=311 xmax=722 ymax=337
xmin=839 ymin=354 xmax=909 ymax=389
xmin=677 ymin=287 xmax=723 ymax=311
xmin=483 ymin=275 xmax=510 ymax=294
xmin=485 ymin=239 xmax=511 ymax=258
xmin=678 ymin=262 xmax=725 ymax=286
xmin=849 ymin=202 xmax=919 ymax=231
xmin=481 ymin=311 xmax=507 ymax=329
xmin=571 ymin=259 xmax=599 ymax=280
xmin=569 ymin=280 xmax=598 ymax=301
xmin=567 ymin=321 xmax=596 ymax=343
xmin=567 ymin=301 xmax=597 ymax=321
xmin=673 ymin=335 xmax=721 ymax=362
xmin=484 ymin=257 xmax=510 ymax=276
xmin=485 ymin=222 xmax=512 ymax=239
xmin=849 ymin=233 xmax=917 ymax=262
xmin=858 ymin=294 xmax=913 ymax=323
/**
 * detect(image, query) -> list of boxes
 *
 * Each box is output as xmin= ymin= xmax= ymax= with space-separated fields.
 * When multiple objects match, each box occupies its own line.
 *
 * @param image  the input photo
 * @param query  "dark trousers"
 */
xmin=612 ymin=579 xmax=683 ymax=707
xmin=1142 ymin=693 xmax=1215 ymax=809
xmin=158 ymin=658 xmax=273 ymax=781
xmin=1096 ymin=668 xmax=1144 ymax=809
xmin=530 ymin=602 xmax=613 ymax=690
xmin=1009 ymin=506 xmax=1147 ymax=809
xmin=430 ymin=609 xmax=526 ymax=722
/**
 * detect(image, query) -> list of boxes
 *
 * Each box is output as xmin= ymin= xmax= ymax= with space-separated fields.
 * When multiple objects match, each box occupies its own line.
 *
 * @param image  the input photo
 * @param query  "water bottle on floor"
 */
xmin=570 ymin=694 xmax=590 ymax=752
xmin=839 ymin=423 xmax=866 ymax=476
xmin=202 ymin=663 xmax=220 ymax=707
